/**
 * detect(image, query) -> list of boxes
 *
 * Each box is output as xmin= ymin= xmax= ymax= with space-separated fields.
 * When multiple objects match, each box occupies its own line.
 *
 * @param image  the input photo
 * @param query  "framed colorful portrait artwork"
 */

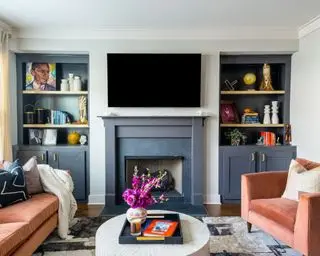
xmin=25 ymin=63 xmax=56 ymax=91
xmin=220 ymin=101 xmax=240 ymax=124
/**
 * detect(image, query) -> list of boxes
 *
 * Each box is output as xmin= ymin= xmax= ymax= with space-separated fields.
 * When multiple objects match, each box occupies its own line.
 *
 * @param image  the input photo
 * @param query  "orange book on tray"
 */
xmin=143 ymin=219 xmax=178 ymax=237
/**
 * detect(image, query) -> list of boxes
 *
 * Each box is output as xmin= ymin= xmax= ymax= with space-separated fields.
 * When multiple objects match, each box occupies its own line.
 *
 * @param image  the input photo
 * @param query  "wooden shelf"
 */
xmin=221 ymin=90 xmax=285 ymax=95
xmin=220 ymin=124 xmax=285 ymax=128
xmin=23 ymin=124 xmax=89 ymax=128
xmin=22 ymin=91 xmax=88 ymax=95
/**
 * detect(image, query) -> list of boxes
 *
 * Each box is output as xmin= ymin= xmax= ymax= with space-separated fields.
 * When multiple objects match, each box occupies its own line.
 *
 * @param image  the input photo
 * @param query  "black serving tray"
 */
xmin=118 ymin=213 xmax=183 ymax=244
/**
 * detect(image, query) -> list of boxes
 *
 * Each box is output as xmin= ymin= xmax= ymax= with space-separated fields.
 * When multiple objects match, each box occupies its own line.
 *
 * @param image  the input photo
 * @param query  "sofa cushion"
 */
xmin=0 ymin=159 xmax=29 ymax=208
xmin=0 ymin=193 xmax=58 ymax=234
xmin=23 ymin=156 xmax=44 ymax=194
xmin=0 ymin=222 xmax=30 ymax=256
xmin=250 ymin=198 xmax=298 ymax=231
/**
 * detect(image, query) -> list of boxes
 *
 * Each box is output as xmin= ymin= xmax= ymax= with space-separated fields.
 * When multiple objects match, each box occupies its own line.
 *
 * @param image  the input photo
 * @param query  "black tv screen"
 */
xmin=107 ymin=53 xmax=201 ymax=107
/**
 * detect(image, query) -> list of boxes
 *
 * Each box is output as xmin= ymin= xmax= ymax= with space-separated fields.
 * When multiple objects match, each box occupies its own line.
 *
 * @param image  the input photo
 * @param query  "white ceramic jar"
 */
xmin=68 ymin=73 xmax=74 ymax=91
xmin=60 ymin=79 xmax=69 ymax=91
xmin=73 ymin=76 xmax=82 ymax=91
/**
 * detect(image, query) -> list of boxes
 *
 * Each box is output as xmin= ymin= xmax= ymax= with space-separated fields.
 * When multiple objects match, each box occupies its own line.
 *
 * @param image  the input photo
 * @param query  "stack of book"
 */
xmin=260 ymin=131 xmax=276 ymax=146
xmin=242 ymin=112 xmax=260 ymax=124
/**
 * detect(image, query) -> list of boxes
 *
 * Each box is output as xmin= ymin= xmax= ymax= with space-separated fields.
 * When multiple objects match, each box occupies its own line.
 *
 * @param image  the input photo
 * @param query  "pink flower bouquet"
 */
xmin=122 ymin=167 xmax=168 ymax=209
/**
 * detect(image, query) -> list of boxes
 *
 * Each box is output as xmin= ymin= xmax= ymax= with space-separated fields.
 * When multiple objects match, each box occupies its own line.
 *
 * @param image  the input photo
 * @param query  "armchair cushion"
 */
xmin=282 ymin=159 xmax=320 ymax=201
xmin=250 ymin=198 xmax=298 ymax=231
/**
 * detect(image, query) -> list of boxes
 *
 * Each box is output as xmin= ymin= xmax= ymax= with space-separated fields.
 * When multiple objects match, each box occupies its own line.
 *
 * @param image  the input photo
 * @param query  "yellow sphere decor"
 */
xmin=243 ymin=73 xmax=256 ymax=85
xmin=67 ymin=131 xmax=81 ymax=145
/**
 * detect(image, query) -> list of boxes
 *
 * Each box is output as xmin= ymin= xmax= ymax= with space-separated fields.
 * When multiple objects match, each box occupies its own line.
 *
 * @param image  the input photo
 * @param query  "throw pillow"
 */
xmin=281 ymin=159 xmax=308 ymax=201
xmin=2 ymin=160 xmax=12 ymax=170
xmin=23 ymin=156 xmax=44 ymax=194
xmin=295 ymin=167 xmax=320 ymax=197
xmin=0 ymin=159 xmax=29 ymax=208
xmin=282 ymin=159 xmax=320 ymax=201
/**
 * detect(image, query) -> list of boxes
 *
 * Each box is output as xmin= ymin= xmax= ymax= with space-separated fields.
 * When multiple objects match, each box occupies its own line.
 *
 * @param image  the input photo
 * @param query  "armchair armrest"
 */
xmin=241 ymin=171 xmax=288 ymax=220
xmin=294 ymin=193 xmax=320 ymax=256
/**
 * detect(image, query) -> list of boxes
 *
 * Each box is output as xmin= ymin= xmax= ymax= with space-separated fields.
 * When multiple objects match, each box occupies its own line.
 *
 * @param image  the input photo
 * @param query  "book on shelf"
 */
xmin=143 ymin=219 xmax=178 ymax=237
xmin=260 ymin=131 xmax=276 ymax=146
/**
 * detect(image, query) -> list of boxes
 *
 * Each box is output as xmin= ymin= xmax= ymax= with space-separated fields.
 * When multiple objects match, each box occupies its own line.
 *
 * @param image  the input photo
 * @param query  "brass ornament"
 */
xmin=260 ymin=63 xmax=274 ymax=91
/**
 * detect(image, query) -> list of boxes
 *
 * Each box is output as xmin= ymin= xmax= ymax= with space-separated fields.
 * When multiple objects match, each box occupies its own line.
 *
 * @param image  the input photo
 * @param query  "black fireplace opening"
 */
xmin=123 ymin=156 xmax=185 ymax=204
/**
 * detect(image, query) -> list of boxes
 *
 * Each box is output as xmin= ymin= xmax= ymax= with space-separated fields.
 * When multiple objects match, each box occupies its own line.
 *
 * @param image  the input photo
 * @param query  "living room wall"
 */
xmin=291 ymin=28 xmax=320 ymax=162
xmin=9 ymin=37 xmax=298 ymax=204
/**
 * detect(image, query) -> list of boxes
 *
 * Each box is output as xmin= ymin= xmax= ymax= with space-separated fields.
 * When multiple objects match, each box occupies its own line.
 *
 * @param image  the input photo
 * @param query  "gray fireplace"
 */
xmin=100 ymin=116 xmax=207 ymax=215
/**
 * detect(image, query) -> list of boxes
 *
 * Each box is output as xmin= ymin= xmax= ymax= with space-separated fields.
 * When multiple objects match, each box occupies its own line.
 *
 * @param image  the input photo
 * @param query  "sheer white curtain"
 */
xmin=0 ymin=29 xmax=12 ymax=161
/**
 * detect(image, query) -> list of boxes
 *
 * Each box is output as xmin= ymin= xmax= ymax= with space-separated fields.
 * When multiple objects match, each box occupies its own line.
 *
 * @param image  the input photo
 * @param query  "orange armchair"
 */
xmin=242 ymin=164 xmax=320 ymax=256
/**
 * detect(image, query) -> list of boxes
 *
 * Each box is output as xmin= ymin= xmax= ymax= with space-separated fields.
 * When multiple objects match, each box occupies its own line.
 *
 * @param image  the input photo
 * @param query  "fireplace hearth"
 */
xmin=100 ymin=116 xmax=207 ymax=216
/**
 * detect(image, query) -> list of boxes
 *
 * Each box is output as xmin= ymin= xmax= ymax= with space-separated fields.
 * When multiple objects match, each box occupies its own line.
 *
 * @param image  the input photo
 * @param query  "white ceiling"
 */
xmin=0 ymin=0 xmax=319 ymax=29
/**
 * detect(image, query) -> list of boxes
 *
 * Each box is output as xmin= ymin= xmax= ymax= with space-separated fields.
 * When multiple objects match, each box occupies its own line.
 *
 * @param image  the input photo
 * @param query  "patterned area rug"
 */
xmin=33 ymin=216 xmax=302 ymax=256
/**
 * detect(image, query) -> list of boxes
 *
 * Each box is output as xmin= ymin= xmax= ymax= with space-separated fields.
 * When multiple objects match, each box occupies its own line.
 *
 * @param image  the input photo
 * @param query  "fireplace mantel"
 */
xmin=100 ymin=116 xmax=206 ymax=213
xmin=98 ymin=114 xmax=211 ymax=118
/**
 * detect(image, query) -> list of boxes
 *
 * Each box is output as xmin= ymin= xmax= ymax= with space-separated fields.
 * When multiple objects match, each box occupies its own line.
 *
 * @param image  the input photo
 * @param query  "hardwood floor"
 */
xmin=204 ymin=204 xmax=241 ymax=217
xmin=75 ymin=204 xmax=241 ymax=217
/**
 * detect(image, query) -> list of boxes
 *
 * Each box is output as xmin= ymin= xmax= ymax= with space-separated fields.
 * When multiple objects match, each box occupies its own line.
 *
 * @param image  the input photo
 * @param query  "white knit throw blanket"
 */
xmin=37 ymin=164 xmax=78 ymax=239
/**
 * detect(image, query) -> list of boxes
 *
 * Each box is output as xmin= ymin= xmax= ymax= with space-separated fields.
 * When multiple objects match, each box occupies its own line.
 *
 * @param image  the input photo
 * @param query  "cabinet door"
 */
xmin=258 ymin=147 xmax=296 ymax=172
xmin=48 ymin=150 xmax=86 ymax=201
xmin=16 ymin=150 xmax=47 ymax=165
xmin=220 ymin=148 xmax=256 ymax=201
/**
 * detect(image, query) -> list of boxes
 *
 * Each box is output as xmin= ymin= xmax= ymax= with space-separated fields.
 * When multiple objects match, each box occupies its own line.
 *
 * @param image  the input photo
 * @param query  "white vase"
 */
xmin=73 ymin=76 xmax=82 ymax=91
xmin=126 ymin=207 xmax=147 ymax=224
xmin=263 ymin=112 xmax=271 ymax=124
xmin=68 ymin=73 xmax=74 ymax=91
xmin=60 ymin=79 xmax=69 ymax=91
xmin=272 ymin=112 xmax=279 ymax=124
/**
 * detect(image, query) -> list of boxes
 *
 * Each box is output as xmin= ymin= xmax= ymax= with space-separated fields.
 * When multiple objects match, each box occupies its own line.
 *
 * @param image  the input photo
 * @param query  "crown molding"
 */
xmin=17 ymin=26 xmax=298 ymax=40
xmin=299 ymin=15 xmax=320 ymax=38
xmin=0 ymin=20 xmax=12 ymax=32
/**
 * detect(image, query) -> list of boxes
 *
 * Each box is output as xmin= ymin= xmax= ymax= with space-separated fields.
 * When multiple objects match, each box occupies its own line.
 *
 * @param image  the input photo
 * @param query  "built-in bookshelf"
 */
xmin=14 ymin=54 xmax=90 ymax=202
xmin=219 ymin=55 xmax=291 ymax=146
xmin=218 ymin=54 xmax=296 ymax=203
xmin=16 ymin=54 xmax=89 ymax=146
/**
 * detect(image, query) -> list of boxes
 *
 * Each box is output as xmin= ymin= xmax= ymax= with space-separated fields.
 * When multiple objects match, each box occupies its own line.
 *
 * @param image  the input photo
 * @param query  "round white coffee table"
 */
xmin=95 ymin=210 xmax=210 ymax=256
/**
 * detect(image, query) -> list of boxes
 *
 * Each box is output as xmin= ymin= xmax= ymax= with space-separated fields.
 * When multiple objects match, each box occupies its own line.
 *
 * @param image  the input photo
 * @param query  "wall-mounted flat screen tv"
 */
xmin=107 ymin=53 xmax=201 ymax=107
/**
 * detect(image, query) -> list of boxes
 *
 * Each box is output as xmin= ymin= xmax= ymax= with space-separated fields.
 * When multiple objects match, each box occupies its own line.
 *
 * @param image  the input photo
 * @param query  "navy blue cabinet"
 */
xmin=13 ymin=145 xmax=88 ymax=202
xmin=219 ymin=146 xmax=296 ymax=203
xmin=48 ymin=150 xmax=87 ymax=202
xmin=219 ymin=147 xmax=256 ymax=201
xmin=258 ymin=147 xmax=296 ymax=172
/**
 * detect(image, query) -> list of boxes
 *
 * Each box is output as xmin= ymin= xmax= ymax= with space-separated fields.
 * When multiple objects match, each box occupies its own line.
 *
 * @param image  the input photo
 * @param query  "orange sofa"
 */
xmin=241 ymin=158 xmax=320 ymax=256
xmin=0 ymin=193 xmax=58 ymax=256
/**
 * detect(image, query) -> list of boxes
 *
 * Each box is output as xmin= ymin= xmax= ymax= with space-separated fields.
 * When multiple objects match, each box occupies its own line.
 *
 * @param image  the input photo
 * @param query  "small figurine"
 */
xmin=284 ymin=124 xmax=292 ymax=145
xmin=260 ymin=63 xmax=274 ymax=91
xmin=224 ymin=79 xmax=238 ymax=90
xmin=79 ymin=96 xmax=88 ymax=124
xmin=256 ymin=136 xmax=264 ymax=145
xmin=79 ymin=135 xmax=87 ymax=145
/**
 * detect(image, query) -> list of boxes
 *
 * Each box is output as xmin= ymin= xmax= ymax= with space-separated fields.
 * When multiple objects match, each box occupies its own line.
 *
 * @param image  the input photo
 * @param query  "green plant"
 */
xmin=225 ymin=129 xmax=246 ymax=146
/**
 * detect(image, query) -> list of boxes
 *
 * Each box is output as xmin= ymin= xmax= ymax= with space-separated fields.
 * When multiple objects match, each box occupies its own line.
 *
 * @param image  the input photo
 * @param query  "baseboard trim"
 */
xmin=204 ymin=194 xmax=221 ymax=204
xmin=88 ymin=194 xmax=105 ymax=205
